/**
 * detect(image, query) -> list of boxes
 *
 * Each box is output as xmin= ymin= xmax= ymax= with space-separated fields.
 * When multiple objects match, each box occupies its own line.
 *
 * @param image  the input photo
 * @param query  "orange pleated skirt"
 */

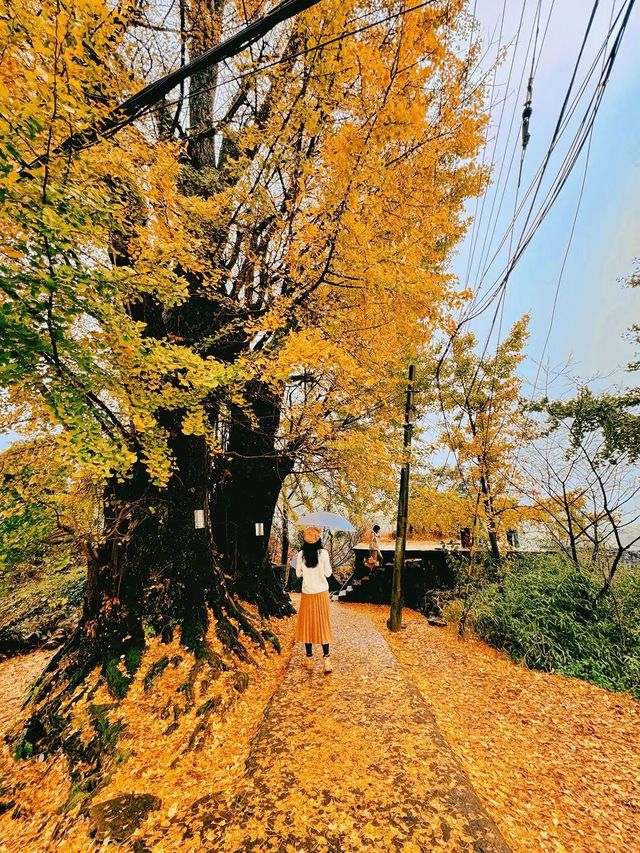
xmin=295 ymin=591 xmax=333 ymax=645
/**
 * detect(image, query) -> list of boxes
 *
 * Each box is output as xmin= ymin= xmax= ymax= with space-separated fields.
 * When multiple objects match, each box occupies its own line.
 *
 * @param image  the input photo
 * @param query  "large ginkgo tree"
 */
xmin=0 ymin=0 xmax=487 ymax=759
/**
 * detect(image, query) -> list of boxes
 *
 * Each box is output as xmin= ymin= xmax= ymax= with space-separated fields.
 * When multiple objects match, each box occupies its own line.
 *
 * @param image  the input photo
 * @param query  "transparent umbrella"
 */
xmin=291 ymin=511 xmax=357 ymax=576
xmin=294 ymin=511 xmax=355 ymax=532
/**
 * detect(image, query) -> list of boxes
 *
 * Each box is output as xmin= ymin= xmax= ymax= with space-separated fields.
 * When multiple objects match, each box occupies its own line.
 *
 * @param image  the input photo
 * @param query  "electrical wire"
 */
xmin=479 ymin=4 xmax=555 ymax=272
xmin=503 ymin=0 xmax=619 ymax=485
xmin=460 ymin=0 xmax=631 ymax=330
xmin=432 ymin=0 xmax=536 ymax=500
xmin=463 ymin=0 xmax=561 ymax=325
xmin=441 ymin=0 xmax=544 ymax=454
xmin=463 ymin=0 xmax=509 ymax=294
xmin=432 ymin=0 xmax=635 ymax=521
xmin=139 ymin=0 xmax=442 ymax=141
xmin=472 ymin=0 xmax=532 ymax=294
xmin=445 ymin=2 xmax=608 ymax=384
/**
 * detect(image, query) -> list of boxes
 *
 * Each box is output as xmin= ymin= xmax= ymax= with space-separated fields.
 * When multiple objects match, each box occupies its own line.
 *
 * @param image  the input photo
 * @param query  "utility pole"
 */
xmin=388 ymin=364 xmax=415 ymax=632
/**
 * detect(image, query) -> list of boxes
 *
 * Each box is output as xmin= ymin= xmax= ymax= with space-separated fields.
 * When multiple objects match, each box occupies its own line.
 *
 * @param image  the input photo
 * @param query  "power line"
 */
xmin=476 ymin=0 xmax=556 ymax=290
xmin=505 ymin=0 xmax=619 ymax=483
xmin=464 ymin=0 xmax=556 ymax=323
xmin=432 ymin=0 xmax=536 ymax=502
xmin=453 ymin=0 xmax=625 ymax=384
xmin=461 ymin=0 xmax=634 ymax=508
xmin=133 ymin=0 xmax=442 ymax=143
xmin=465 ymin=42 xmax=609 ymax=315
xmin=454 ymin=0 xmax=550 ymax=503
xmin=438 ymin=0 xmax=544 ymax=471
xmin=463 ymin=0 xmax=632 ymax=328
xmin=471 ymin=0 xmax=532 ymax=295
xmin=532 ymin=0 xmax=616 ymax=386
xmin=432 ymin=0 xmax=635 ymax=528
xmin=463 ymin=0 xmax=510 ymax=293
xmin=24 ymin=0 xmax=324 ymax=170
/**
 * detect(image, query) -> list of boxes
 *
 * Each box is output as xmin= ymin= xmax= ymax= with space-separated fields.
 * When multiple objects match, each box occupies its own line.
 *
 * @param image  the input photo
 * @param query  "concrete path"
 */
xmin=194 ymin=602 xmax=510 ymax=852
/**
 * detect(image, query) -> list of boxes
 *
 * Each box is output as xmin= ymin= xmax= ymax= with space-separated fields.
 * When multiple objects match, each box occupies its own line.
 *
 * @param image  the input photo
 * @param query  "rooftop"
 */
xmin=354 ymin=537 xmax=467 ymax=552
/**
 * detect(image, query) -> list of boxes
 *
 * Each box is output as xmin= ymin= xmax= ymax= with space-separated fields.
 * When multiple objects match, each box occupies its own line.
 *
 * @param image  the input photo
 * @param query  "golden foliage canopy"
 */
xmin=1 ymin=0 xmax=489 ymax=500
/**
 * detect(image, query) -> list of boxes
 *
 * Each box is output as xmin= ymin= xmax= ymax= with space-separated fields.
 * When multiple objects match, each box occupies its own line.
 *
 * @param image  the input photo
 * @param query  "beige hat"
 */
xmin=303 ymin=526 xmax=321 ymax=544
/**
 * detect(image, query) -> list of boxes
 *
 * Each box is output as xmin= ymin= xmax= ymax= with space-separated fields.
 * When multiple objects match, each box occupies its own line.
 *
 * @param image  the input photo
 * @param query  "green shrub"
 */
xmin=470 ymin=554 xmax=640 ymax=699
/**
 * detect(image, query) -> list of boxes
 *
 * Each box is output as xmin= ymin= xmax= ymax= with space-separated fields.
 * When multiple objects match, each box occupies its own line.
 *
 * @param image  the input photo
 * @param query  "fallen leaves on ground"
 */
xmin=198 ymin=601 xmax=507 ymax=852
xmin=0 ymin=609 xmax=296 ymax=851
xmin=0 ymin=649 xmax=54 ymax=734
xmin=3 ymin=602 xmax=637 ymax=852
xmin=0 ymin=564 xmax=85 ymax=655
xmin=354 ymin=603 xmax=640 ymax=853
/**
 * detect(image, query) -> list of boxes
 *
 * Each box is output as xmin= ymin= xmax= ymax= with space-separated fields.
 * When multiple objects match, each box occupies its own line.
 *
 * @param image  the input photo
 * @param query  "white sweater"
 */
xmin=295 ymin=548 xmax=333 ymax=594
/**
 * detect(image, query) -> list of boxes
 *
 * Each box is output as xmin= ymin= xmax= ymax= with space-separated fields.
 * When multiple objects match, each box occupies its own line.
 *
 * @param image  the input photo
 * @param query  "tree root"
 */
xmin=143 ymin=655 xmax=182 ymax=692
xmin=261 ymin=630 xmax=281 ymax=654
xmin=9 ymin=572 xmax=285 ymax=798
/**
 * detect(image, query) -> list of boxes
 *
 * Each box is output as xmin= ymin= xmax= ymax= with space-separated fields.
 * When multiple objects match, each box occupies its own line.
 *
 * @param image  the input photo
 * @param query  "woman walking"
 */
xmin=295 ymin=526 xmax=334 ymax=673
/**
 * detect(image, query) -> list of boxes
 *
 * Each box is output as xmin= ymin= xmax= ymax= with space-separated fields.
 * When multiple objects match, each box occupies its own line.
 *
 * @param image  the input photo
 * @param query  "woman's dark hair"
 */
xmin=373 ymin=524 xmax=380 ymax=533
xmin=302 ymin=539 xmax=322 ymax=567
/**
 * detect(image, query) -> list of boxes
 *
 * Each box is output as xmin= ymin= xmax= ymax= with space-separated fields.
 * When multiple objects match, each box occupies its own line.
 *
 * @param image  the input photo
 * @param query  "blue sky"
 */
xmin=454 ymin=0 xmax=640 ymax=396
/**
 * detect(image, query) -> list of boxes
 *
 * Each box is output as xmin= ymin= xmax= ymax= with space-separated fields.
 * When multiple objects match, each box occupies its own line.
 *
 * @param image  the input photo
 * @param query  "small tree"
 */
xmin=427 ymin=316 xmax=533 ymax=558
xmin=0 ymin=440 xmax=100 ymax=583
xmin=526 ymin=392 xmax=640 ymax=597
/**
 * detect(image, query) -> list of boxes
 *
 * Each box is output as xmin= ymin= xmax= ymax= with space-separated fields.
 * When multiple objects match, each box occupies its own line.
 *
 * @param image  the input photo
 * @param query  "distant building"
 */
xmin=347 ymin=535 xmax=466 ymax=611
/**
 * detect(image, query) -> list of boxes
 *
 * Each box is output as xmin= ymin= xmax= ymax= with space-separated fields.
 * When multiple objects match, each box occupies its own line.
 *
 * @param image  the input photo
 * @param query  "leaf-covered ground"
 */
xmin=354 ymin=604 xmax=640 ymax=852
xmin=0 ymin=649 xmax=54 ymax=734
xmin=0 ymin=563 xmax=85 ymax=656
xmin=1 ymin=601 xmax=638 ymax=851
xmin=195 ymin=600 xmax=507 ymax=852
xmin=0 ymin=608 xmax=298 ymax=850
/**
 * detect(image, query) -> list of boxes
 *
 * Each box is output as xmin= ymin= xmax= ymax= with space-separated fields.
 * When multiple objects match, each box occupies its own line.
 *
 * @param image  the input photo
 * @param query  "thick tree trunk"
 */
xmin=211 ymin=381 xmax=294 ymax=616
xmin=16 ymin=426 xmax=266 ymax=772
xmin=185 ymin=0 xmax=222 ymax=169
xmin=14 ymin=0 xmax=286 ymax=775
xmin=212 ymin=457 xmax=292 ymax=615
xmin=14 ymin=465 xmax=160 ymax=768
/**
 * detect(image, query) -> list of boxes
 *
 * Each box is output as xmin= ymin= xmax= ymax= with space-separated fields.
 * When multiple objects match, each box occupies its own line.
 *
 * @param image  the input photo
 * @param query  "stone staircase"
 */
xmin=331 ymin=565 xmax=395 ymax=604
xmin=331 ymin=558 xmax=432 ymax=608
